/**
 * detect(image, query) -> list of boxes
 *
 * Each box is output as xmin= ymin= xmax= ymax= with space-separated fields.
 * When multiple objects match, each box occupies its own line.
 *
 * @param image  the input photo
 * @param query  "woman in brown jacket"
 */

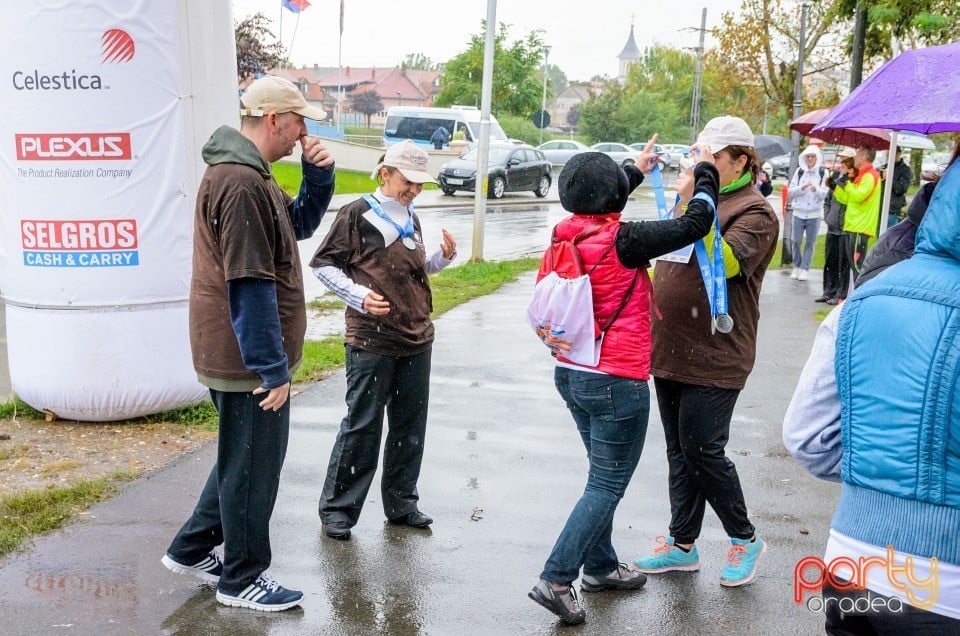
xmin=632 ymin=116 xmax=779 ymax=587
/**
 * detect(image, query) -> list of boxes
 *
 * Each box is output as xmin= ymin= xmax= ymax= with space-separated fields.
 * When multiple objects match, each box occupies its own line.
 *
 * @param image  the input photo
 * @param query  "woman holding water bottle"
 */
xmin=632 ymin=116 xmax=779 ymax=588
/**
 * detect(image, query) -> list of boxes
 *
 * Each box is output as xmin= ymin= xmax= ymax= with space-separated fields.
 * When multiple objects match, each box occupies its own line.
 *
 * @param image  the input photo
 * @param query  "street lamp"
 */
xmin=538 ymin=45 xmax=550 ymax=146
xmin=788 ymin=1 xmax=812 ymax=180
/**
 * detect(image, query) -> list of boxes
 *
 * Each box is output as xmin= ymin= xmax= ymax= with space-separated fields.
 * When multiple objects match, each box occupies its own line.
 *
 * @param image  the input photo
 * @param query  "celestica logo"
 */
xmin=12 ymin=28 xmax=136 ymax=91
xmin=100 ymin=29 xmax=135 ymax=64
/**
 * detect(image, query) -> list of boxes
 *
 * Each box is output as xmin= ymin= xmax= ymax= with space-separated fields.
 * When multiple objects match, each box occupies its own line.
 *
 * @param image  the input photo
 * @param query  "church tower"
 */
xmin=617 ymin=18 xmax=642 ymax=83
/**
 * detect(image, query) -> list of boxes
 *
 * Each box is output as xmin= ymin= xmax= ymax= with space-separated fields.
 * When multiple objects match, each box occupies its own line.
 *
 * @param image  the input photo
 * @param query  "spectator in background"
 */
xmin=857 ymin=142 xmax=960 ymax=287
xmin=756 ymin=169 xmax=773 ymax=197
xmin=787 ymin=145 xmax=829 ymax=281
xmin=830 ymin=146 xmax=881 ymax=304
xmin=430 ymin=125 xmax=450 ymax=150
xmin=816 ymin=149 xmax=855 ymax=303
xmin=783 ymin=155 xmax=960 ymax=634
xmin=884 ymin=148 xmax=913 ymax=229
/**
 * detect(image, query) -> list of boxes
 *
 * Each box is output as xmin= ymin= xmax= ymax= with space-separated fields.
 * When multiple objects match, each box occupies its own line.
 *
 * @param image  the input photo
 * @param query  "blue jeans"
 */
xmin=541 ymin=367 xmax=650 ymax=584
xmin=792 ymin=215 xmax=821 ymax=270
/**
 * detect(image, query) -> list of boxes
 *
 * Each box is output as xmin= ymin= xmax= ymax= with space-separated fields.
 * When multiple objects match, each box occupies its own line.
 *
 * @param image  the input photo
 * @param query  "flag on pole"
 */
xmin=282 ymin=0 xmax=311 ymax=14
xmin=339 ymin=0 xmax=344 ymax=36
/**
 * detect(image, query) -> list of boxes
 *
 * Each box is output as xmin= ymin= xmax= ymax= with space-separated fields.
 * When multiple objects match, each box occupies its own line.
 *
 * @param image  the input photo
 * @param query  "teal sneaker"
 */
xmin=632 ymin=536 xmax=700 ymax=574
xmin=720 ymin=534 xmax=766 ymax=587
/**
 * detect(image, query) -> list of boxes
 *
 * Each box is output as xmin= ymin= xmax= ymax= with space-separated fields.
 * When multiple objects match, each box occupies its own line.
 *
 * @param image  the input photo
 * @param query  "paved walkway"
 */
xmin=0 ymin=268 xmax=839 ymax=635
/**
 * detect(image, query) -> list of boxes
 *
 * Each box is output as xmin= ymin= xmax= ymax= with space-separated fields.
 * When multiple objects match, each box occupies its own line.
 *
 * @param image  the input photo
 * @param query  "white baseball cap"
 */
xmin=837 ymin=146 xmax=856 ymax=158
xmin=696 ymin=116 xmax=755 ymax=155
xmin=373 ymin=140 xmax=436 ymax=184
xmin=240 ymin=75 xmax=327 ymax=121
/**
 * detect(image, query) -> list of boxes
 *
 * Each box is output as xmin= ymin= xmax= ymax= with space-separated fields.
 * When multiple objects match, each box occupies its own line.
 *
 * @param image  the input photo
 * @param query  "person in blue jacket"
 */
xmin=783 ymin=157 xmax=960 ymax=633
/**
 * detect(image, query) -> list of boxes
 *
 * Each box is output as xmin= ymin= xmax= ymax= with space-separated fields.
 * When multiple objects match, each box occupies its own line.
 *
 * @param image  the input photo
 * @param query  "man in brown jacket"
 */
xmin=161 ymin=76 xmax=334 ymax=612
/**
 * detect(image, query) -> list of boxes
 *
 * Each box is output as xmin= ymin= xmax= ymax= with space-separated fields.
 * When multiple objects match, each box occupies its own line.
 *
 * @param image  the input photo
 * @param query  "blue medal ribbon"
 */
xmin=690 ymin=192 xmax=731 ymax=334
xmin=650 ymin=165 xmax=673 ymax=221
xmin=362 ymin=193 xmax=414 ymax=240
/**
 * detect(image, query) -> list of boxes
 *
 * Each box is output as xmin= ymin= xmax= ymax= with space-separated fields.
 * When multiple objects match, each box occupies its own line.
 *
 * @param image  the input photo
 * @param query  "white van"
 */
xmin=383 ymin=105 xmax=508 ymax=148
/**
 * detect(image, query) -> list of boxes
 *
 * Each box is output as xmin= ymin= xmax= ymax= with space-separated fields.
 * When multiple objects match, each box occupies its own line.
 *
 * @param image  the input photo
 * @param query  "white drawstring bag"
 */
xmin=527 ymin=223 xmax=638 ymax=367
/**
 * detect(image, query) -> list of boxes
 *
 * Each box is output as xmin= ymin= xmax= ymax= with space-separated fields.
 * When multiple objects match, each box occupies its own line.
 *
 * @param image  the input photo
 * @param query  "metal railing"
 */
xmin=343 ymin=134 xmax=384 ymax=149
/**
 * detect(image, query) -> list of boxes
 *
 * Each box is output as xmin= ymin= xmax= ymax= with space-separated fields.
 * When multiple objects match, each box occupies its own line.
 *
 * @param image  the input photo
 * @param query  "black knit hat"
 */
xmin=559 ymin=152 xmax=630 ymax=214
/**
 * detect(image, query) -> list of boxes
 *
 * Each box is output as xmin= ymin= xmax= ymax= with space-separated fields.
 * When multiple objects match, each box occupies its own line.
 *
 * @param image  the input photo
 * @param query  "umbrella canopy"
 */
xmin=790 ymin=108 xmax=890 ymax=149
xmin=753 ymin=134 xmax=792 ymax=161
xmin=813 ymin=42 xmax=960 ymax=134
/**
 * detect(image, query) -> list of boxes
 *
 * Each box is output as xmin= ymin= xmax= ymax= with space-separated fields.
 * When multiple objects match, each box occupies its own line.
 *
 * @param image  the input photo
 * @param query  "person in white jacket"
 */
xmin=787 ymin=145 xmax=829 ymax=281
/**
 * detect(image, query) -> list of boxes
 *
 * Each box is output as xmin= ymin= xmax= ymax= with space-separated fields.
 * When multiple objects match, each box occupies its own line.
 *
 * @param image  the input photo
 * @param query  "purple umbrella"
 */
xmin=813 ymin=42 xmax=960 ymax=134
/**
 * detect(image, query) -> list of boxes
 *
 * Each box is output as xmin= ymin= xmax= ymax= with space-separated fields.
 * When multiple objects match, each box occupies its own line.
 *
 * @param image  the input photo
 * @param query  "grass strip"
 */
xmin=293 ymin=257 xmax=540 ymax=383
xmin=0 ymin=471 xmax=136 ymax=557
xmin=273 ymin=163 xmax=438 ymax=197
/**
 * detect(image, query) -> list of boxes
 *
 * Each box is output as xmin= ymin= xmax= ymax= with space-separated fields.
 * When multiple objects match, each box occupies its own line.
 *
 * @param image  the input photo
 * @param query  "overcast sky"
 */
xmin=231 ymin=0 xmax=745 ymax=81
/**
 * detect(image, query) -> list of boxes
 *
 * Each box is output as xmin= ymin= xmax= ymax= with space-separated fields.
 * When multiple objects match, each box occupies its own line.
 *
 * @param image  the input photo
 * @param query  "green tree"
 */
xmin=235 ymin=13 xmax=286 ymax=81
xmin=578 ymin=82 xmax=627 ymax=143
xmin=711 ymin=0 xmax=846 ymax=136
xmin=402 ymin=53 xmax=440 ymax=71
xmin=833 ymin=0 xmax=960 ymax=60
xmin=545 ymin=63 xmax=567 ymax=95
xmin=435 ymin=22 xmax=546 ymax=117
xmin=622 ymin=45 xmax=699 ymax=142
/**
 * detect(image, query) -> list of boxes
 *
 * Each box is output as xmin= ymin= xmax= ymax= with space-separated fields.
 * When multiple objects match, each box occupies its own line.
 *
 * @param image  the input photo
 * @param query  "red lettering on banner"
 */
xmin=15 ymin=133 xmax=131 ymax=160
xmin=20 ymin=220 xmax=138 ymax=250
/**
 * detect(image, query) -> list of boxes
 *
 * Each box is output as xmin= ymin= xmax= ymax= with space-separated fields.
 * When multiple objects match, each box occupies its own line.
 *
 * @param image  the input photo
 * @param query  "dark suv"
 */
xmin=438 ymin=142 xmax=552 ymax=199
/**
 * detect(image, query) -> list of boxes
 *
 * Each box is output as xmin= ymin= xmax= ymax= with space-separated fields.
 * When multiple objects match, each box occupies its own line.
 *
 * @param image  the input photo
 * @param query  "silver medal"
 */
xmin=402 ymin=236 xmax=416 ymax=250
xmin=715 ymin=314 xmax=734 ymax=333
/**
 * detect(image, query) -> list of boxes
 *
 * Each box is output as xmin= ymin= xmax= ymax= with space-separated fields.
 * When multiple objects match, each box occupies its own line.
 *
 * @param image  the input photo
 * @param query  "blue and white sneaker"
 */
xmin=720 ymin=534 xmax=766 ymax=587
xmin=632 ymin=536 xmax=700 ymax=573
xmin=161 ymin=550 xmax=222 ymax=584
xmin=216 ymin=574 xmax=303 ymax=612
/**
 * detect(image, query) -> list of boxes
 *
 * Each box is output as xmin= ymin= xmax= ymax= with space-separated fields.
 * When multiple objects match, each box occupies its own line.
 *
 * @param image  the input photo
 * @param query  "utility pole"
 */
xmin=788 ymin=1 xmax=811 ymax=182
xmin=688 ymin=8 xmax=707 ymax=144
xmin=539 ymin=46 xmax=550 ymax=146
xmin=850 ymin=1 xmax=867 ymax=90
xmin=471 ymin=0 xmax=497 ymax=262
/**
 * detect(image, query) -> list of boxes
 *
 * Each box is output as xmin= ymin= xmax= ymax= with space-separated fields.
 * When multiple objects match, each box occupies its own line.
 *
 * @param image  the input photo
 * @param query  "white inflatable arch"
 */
xmin=0 ymin=0 xmax=237 ymax=420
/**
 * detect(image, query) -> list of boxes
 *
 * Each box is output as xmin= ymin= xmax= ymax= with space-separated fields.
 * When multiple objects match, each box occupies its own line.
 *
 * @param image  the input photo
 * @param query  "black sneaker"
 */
xmin=215 ymin=574 xmax=303 ymax=612
xmin=161 ymin=550 xmax=223 ymax=584
xmin=581 ymin=564 xmax=647 ymax=593
xmin=528 ymin=579 xmax=586 ymax=625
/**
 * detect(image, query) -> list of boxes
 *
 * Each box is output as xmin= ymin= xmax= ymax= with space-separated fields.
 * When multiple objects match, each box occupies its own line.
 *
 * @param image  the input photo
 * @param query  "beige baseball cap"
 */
xmin=374 ymin=140 xmax=436 ymax=184
xmin=696 ymin=116 xmax=755 ymax=154
xmin=240 ymin=75 xmax=327 ymax=121
xmin=837 ymin=146 xmax=856 ymax=158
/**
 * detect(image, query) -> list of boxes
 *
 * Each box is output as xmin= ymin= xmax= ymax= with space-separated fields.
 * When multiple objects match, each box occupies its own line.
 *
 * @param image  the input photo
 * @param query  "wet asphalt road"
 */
xmin=0 ymin=175 xmax=840 ymax=634
xmin=0 ymin=264 xmax=839 ymax=635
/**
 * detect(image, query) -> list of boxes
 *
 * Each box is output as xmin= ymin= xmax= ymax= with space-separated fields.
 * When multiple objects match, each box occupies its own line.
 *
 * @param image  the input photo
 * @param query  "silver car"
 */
xmin=536 ymin=140 xmax=589 ymax=167
xmin=630 ymin=143 xmax=672 ymax=171
xmin=591 ymin=142 xmax=638 ymax=167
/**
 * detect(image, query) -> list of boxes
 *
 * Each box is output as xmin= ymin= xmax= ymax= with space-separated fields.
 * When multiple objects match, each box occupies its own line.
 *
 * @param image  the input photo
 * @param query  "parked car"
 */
xmin=763 ymin=153 xmax=791 ymax=178
xmin=437 ymin=142 xmax=552 ymax=199
xmin=629 ymin=143 xmax=674 ymax=171
xmin=536 ymin=139 xmax=590 ymax=167
xmin=591 ymin=142 xmax=639 ymax=168
xmin=661 ymin=144 xmax=691 ymax=167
